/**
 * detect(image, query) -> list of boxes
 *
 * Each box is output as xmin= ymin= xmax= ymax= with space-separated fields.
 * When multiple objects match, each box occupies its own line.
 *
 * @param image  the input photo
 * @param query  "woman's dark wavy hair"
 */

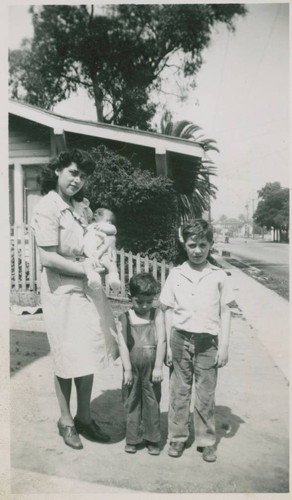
xmin=38 ymin=149 xmax=95 ymax=201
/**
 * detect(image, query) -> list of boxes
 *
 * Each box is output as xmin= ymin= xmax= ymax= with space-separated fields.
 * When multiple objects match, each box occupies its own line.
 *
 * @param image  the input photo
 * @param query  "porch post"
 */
xmin=155 ymin=146 xmax=169 ymax=177
xmin=50 ymin=126 xmax=67 ymax=156
xmin=14 ymin=160 xmax=24 ymax=225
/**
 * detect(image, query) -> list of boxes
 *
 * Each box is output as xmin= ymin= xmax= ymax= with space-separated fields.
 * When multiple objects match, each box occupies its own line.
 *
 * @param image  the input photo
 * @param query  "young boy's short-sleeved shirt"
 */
xmin=159 ymin=261 xmax=234 ymax=336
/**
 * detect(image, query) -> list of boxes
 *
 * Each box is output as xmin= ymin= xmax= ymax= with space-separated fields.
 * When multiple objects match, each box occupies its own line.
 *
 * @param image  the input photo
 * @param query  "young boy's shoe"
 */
xmin=168 ymin=441 xmax=184 ymax=458
xmin=201 ymin=445 xmax=217 ymax=462
xmin=125 ymin=443 xmax=137 ymax=453
xmin=146 ymin=441 xmax=160 ymax=455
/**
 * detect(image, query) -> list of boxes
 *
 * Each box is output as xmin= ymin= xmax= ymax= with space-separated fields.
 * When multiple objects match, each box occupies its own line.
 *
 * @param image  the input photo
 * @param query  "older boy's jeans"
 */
xmin=122 ymin=347 xmax=161 ymax=445
xmin=169 ymin=329 xmax=218 ymax=447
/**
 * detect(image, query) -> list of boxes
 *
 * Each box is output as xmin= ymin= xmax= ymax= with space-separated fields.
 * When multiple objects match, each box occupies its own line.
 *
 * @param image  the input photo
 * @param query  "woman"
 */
xmin=31 ymin=149 xmax=119 ymax=450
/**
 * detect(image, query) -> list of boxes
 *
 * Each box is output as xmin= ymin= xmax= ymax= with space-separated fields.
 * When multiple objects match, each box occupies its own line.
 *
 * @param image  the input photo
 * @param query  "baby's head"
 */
xmin=129 ymin=273 xmax=158 ymax=317
xmin=94 ymin=207 xmax=116 ymax=225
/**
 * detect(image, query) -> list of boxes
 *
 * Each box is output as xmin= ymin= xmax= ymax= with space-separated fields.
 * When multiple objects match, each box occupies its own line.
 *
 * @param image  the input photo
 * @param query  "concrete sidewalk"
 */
xmin=9 ymin=262 xmax=290 ymax=494
xmin=215 ymin=253 xmax=289 ymax=382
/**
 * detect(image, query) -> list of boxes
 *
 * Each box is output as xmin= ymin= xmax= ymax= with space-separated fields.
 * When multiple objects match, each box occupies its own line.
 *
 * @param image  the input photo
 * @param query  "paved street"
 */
xmin=219 ymin=238 xmax=289 ymax=283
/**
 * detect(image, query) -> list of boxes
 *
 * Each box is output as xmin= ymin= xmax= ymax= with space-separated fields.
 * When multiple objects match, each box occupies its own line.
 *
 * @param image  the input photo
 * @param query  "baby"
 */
xmin=83 ymin=208 xmax=121 ymax=294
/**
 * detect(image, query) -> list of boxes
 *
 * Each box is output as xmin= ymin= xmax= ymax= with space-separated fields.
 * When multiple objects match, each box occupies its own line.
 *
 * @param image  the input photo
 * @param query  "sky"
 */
xmin=8 ymin=2 xmax=290 ymax=220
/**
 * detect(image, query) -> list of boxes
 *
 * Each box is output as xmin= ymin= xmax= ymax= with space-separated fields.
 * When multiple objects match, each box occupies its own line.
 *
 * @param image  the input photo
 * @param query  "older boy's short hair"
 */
xmin=182 ymin=219 xmax=214 ymax=243
xmin=129 ymin=273 xmax=158 ymax=297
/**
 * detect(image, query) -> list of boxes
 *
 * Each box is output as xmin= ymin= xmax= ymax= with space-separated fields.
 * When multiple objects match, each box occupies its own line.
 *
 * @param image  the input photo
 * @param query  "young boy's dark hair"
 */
xmin=129 ymin=273 xmax=158 ymax=297
xmin=182 ymin=219 xmax=214 ymax=244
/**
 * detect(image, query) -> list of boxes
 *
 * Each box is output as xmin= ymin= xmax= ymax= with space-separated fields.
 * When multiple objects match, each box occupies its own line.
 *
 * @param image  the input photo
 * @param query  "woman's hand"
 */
xmin=83 ymin=258 xmax=103 ymax=290
xmin=83 ymin=257 xmax=95 ymax=274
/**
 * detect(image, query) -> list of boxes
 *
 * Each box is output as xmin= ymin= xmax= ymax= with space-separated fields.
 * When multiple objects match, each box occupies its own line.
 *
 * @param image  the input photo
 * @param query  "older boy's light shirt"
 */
xmin=159 ymin=261 xmax=234 ymax=335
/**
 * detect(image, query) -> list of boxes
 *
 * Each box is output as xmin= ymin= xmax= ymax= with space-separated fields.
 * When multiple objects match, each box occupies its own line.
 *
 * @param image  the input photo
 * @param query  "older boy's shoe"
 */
xmin=74 ymin=416 xmax=110 ymax=443
xmin=146 ymin=441 xmax=160 ymax=455
xmin=57 ymin=420 xmax=83 ymax=450
xmin=168 ymin=441 xmax=184 ymax=458
xmin=202 ymin=445 xmax=217 ymax=462
xmin=125 ymin=443 xmax=137 ymax=453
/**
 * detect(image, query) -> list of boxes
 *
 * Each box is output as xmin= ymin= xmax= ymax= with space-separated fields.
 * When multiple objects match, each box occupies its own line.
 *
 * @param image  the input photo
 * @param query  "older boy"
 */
xmin=160 ymin=219 xmax=234 ymax=462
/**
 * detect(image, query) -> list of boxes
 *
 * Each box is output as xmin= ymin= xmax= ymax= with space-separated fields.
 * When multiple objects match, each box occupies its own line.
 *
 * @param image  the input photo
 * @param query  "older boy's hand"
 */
xmin=152 ymin=367 xmax=163 ymax=383
xmin=124 ymin=369 xmax=133 ymax=386
xmin=215 ymin=345 xmax=229 ymax=368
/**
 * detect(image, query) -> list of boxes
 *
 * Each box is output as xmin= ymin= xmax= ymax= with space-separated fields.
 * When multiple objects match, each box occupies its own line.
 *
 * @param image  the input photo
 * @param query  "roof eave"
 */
xmin=9 ymin=99 xmax=204 ymax=159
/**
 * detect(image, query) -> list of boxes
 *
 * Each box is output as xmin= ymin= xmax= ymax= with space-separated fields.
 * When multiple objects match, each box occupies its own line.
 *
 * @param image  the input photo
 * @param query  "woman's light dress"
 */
xmin=31 ymin=190 xmax=119 ymax=379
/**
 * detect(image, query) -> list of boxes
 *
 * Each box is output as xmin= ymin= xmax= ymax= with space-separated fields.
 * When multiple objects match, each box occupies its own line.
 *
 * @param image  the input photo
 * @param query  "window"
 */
xmin=23 ymin=165 xmax=42 ymax=224
xmin=9 ymin=165 xmax=14 ymax=225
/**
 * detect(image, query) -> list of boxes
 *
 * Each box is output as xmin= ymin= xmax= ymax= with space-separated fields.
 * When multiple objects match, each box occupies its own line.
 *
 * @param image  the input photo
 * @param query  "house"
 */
xmin=9 ymin=99 xmax=204 ymax=225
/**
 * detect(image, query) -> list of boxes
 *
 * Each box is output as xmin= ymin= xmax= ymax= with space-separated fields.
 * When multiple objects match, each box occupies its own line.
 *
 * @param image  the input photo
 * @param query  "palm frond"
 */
xmin=159 ymin=112 xmax=218 ymax=220
xmin=172 ymin=120 xmax=197 ymax=138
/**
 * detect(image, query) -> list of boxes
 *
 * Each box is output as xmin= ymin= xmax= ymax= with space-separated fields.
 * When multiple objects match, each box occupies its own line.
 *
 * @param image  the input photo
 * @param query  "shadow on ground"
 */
xmin=215 ymin=405 xmax=245 ymax=448
xmin=90 ymin=388 xmax=244 ymax=452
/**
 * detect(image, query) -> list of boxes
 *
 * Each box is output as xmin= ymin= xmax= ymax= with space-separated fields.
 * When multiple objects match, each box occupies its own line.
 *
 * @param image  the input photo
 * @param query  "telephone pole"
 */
xmin=245 ymin=202 xmax=249 ymax=238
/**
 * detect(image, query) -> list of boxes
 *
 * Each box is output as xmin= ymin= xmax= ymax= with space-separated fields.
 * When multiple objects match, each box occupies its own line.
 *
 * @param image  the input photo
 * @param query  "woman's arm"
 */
xmin=38 ymin=246 xmax=89 ymax=278
xmin=152 ymin=308 xmax=166 ymax=383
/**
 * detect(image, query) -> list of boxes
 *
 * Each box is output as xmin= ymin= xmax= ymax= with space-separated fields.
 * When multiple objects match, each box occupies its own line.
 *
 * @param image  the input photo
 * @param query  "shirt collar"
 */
xmin=178 ymin=260 xmax=218 ymax=282
xmin=48 ymin=190 xmax=88 ymax=228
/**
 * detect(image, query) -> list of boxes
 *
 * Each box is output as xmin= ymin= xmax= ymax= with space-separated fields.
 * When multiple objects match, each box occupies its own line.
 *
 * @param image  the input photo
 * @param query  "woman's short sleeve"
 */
xmin=30 ymin=203 xmax=60 ymax=247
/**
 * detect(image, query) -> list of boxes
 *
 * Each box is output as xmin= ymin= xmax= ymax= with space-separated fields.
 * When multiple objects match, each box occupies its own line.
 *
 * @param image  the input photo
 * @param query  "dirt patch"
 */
xmin=10 ymin=330 xmax=50 ymax=376
xmin=10 ymin=299 xmax=131 ymax=377
xmin=226 ymin=258 xmax=289 ymax=301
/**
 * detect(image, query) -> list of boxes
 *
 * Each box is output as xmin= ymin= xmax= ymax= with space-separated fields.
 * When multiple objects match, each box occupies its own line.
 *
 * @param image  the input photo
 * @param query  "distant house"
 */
xmin=9 ymin=99 xmax=203 ymax=225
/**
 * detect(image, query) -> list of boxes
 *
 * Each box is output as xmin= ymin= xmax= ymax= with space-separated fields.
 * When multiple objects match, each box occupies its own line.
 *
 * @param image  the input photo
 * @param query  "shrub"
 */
xmin=84 ymin=145 xmax=179 ymax=261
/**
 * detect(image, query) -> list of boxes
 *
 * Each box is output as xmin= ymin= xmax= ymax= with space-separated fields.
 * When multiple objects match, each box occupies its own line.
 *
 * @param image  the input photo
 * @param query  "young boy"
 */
xmin=117 ymin=273 xmax=166 ymax=455
xmin=160 ymin=219 xmax=234 ymax=462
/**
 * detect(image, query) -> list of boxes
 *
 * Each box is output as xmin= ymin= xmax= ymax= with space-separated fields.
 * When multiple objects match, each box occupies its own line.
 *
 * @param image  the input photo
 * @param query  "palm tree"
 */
xmin=160 ymin=111 xmax=218 ymax=224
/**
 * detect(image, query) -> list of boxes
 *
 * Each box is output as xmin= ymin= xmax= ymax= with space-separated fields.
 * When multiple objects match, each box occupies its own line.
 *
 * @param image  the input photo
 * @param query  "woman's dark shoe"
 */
xmin=57 ymin=420 xmax=83 ymax=450
xmin=74 ymin=416 xmax=110 ymax=443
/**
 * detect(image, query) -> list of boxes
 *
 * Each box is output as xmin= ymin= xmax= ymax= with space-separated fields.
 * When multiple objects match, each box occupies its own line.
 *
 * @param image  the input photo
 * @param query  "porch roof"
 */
xmin=9 ymin=99 xmax=203 ymax=159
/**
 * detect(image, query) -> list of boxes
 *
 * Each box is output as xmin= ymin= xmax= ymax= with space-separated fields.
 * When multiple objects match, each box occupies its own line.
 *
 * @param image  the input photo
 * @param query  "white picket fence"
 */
xmin=10 ymin=225 xmax=173 ymax=300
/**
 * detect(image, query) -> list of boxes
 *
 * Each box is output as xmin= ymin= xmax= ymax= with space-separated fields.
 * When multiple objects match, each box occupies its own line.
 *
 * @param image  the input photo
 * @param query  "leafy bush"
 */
xmin=84 ymin=145 xmax=179 ymax=261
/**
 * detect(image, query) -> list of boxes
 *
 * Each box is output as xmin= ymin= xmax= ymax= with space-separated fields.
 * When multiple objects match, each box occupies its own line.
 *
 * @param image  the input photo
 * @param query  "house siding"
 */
xmin=66 ymin=131 xmax=157 ymax=173
xmin=9 ymin=115 xmax=51 ymax=158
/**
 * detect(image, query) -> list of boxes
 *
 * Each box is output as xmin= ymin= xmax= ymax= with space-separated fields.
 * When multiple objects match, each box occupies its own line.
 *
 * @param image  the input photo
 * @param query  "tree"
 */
xmin=84 ymin=145 xmax=178 ymax=261
xmin=9 ymin=4 xmax=247 ymax=128
xmin=253 ymin=182 xmax=289 ymax=233
xmin=160 ymin=111 xmax=218 ymax=221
